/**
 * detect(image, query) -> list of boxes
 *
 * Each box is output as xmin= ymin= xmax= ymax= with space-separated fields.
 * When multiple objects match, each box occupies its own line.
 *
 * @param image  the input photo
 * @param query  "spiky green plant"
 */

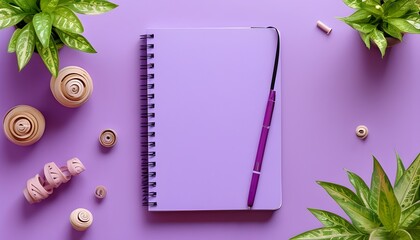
xmin=0 ymin=0 xmax=118 ymax=77
xmin=339 ymin=0 xmax=420 ymax=57
xmin=291 ymin=154 xmax=420 ymax=240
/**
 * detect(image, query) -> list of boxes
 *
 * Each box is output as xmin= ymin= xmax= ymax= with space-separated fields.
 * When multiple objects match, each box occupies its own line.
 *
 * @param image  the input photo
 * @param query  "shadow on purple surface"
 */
xmin=143 ymin=209 xmax=274 ymax=223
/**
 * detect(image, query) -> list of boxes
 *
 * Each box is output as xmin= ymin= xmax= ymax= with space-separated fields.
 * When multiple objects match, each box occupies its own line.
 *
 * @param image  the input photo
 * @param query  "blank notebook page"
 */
xmin=146 ymin=28 xmax=281 ymax=211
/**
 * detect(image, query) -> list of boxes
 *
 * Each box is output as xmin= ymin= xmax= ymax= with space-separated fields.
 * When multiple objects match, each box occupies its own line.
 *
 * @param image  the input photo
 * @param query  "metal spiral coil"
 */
xmin=140 ymin=34 xmax=157 ymax=207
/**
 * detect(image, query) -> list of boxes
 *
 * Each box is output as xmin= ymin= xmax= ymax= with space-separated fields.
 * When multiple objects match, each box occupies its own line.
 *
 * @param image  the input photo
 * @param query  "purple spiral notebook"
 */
xmin=140 ymin=28 xmax=282 ymax=211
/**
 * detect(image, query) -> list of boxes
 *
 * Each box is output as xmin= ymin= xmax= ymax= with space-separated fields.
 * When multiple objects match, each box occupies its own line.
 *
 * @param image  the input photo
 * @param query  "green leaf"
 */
xmin=347 ymin=170 xmax=371 ymax=208
xmin=395 ymin=154 xmax=420 ymax=209
xmin=395 ymin=153 xmax=406 ymax=187
xmin=369 ymin=157 xmax=401 ymax=231
xmin=41 ymin=0 xmax=59 ymax=12
xmin=7 ymin=28 xmax=21 ymax=52
xmin=384 ymin=0 xmax=415 ymax=18
xmin=360 ymin=2 xmax=384 ymax=17
xmin=35 ymin=36 xmax=59 ymax=77
xmin=52 ymin=7 xmax=84 ymax=34
xmin=382 ymin=22 xmax=403 ymax=41
xmin=16 ymin=22 xmax=35 ymax=71
xmin=394 ymin=229 xmax=413 ymax=240
xmin=343 ymin=0 xmax=363 ymax=9
xmin=291 ymin=227 xmax=368 ymax=240
xmin=13 ymin=0 xmax=37 ymax=12
xmin=360 ymin=32 xmax=371 ymax=49
xmin=388 ymin=17 xmax=420 ymax=34
xmin=0 ymin=6 xmax=27 ymax=30
xmin=66 ymin=0 xmax=118 ymax=15
xmin=369 ymin=228 xmax=392 ymax=239
xmin=308 ymin=208 xmax=358 ymax=232
xmin=407 ymin=227 xmax=420 ymax=240
xmin=370 ymin=29 xmax=387 ymax=57
xmin=342 ymin=21 xmax=377 ymax=34
xmin=55 ymin=28 xmax=96 ymax=53
xmin=340 ymin=9 xmax=372 ymax=23
xmin=400 ymin=200 xmax=420 ymax=228
xmin=33 ymin=12 xmax=52 ymax=47
xmin=318 ymin=181 xmax=381 ymax=233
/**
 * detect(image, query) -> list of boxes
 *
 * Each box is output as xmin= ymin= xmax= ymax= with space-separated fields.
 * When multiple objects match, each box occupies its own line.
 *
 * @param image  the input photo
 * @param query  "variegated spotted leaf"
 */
xmin=67 ymin=0 xmax=118 ymax=15
xmin=52 ymin=7 xmax=84 ymax=34
xmin=394 ymin=229 xmax=414 ymax=240
xmin=400 ymin=200 xmax=420 ymax=228
xmin=369 ymin=157 xmax=401 ymax=231
xmin=16 ymin=22 xmax=35 ymax=71
xmin=33 ymin=12 xmax=52 ymax=47
xmin=318 ymin=181 xmax=381 ymax=233
xmin=35 ymin=36 xmax=59 ymax=77
xmin=0 ymin=6 xmax=27 ymax=30
xmin=290 ymin=227 xmax=368 ymax=240
xmin=369 ymin=228 xmax=392 ymax=239
xmin=308 ymin=208 xmax=358 ymax=232
xmin=395 ymin=154 xmax=420 ymax=209
xmin=55 ymin=28 xmax=96 ymax=53
xmin=388 ymin=18 xmax=420 ymax=34
xmin=347 ymin=170 xmax=371 ymax=208
xmin=41 ymin=0 xmax=59 ymax=12
xmin=359 ymin=32 xmax=371 ymax=49
xmin=13 ymin=0 xmax=37 ymax=12
xmin=343 ymin=0 xmax=362 ymax=9
xmin=395 ymin=153 xmax=406 ymax=186
xmin=8 ymin=28 xmax=22 ymax=52
xmin=370 ymin=29 xmax=387 ymax=57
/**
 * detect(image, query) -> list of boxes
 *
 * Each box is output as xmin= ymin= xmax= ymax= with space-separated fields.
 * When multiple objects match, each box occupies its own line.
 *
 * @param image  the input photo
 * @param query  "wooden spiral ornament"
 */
xmin=50 ymin=66 xmax=93 ymax=108
xmin=95 ymin=185 xmax=107 ymax=199
xmin=23 ymin=158 xmax=86 ymax=204
xmin=99 ymin=129 xmax=117 ymax=147
xmin=356 ymin=125 xmax=368 ymax=139
xmin=70 ymin=208 xmax=93 ymax=231
xmin=3 ymin=105 xmax=45 ymax=146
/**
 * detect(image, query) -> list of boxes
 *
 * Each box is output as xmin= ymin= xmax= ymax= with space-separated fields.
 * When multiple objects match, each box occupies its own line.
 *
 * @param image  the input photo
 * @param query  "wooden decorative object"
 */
xmin=70 ymin=208 xmax=93 ymax=231
xmin=50 ymin=66 xmax=93 ymax=108
xmin=3 ymin=105 xmax=45 ymax=146
xmin=94 ymin=185 xmax=107 ymax=199
xmin=23 ymin=158 xmax=86 ymax=204
xmin=99 ymin=129 xmax=117 ymax=147
xmin=317 ymin=20 xmax=332 ymax=35
xmin=356 ymin=125 xmax=368 ymax=139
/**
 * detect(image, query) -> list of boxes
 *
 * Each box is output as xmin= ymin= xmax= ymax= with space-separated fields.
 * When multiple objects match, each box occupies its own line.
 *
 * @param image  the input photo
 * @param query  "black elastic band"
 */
xmin=267 ymin=26 xmax=280 ymax=90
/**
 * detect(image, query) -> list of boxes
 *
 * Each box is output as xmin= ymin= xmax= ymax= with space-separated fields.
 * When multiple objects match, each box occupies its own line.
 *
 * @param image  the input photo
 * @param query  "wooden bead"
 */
xmin=70 ymin=208 xmax=93 ymax=231
xmin=356 ymin=125 xmax=368 ymax=139
xmin=99 ymin=129 xmax=117 ymax=147
xmin=50 ymin=66 xmax=93 ymax=108
xmin=3 ymin=105 xmax=45 ymax=146
xmin=95 ymin=185 xmax=107 ymax=199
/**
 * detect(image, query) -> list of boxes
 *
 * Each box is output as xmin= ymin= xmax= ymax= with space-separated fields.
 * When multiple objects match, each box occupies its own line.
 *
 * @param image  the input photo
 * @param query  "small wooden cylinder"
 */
xmin=51 ymin=66 xmax=93 ymax=108
xmin=3 ymin=105 xmax=45 ymax=146
xmin=99 ymin=129 xmax=117 ymax=148
xmin=95 ymin=185 xmax=107 ymax=199
xmin=317 ymin=20 xmax=332 ymax=35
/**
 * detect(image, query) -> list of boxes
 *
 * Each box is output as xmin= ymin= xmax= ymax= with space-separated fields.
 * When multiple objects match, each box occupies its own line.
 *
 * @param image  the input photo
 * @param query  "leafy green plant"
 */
xmin=0 ymin=0 xmax=118 ymax=77
xmin=339 ymin=0 xmax=420 ymax=57
xmin=291 ymin=154 xmax=420 ymax=240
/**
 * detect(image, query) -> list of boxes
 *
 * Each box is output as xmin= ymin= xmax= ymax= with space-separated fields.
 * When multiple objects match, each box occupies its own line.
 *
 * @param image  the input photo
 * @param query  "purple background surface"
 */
xmin=1 ymin=1 xmax=420 ymax=239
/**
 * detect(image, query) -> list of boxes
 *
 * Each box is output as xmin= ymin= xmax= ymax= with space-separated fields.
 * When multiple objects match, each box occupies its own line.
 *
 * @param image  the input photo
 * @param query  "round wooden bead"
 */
xmin=95 ymin=185 xmax=107 ymax=199
xmin=50 ymin=66 xmax=93 ymax=108
xmin=3 ymin=105 xmax=45 ymax=146
xmin=356 ymin=125 xmax=368 ymax=139
xmin=70 ymin=208 xmax=93 ymax=231
xmin=99 ymin=129 xmax=117 ymax=147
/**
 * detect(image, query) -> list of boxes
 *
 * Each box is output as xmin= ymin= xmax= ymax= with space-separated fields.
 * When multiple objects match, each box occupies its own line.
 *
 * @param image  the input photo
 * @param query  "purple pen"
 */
xmin=247 ymin=26 xmax=280 ymax=209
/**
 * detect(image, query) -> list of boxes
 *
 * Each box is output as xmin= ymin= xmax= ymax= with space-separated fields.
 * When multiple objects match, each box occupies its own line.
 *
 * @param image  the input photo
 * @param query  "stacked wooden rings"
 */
xmin=99 ymin=129 xmax=117 ymax=147
xmin=50 ymin=66 xmax=93 ymax=108
xmin=70 ymin=208 xmax=93 ymax=231
xmin=356 ymin=125 xmax=368 ymax=139
xmin=3 ymin=105 xmax=45 ymax=146
xmin=95 ymin=185 xmax=107 ymax=199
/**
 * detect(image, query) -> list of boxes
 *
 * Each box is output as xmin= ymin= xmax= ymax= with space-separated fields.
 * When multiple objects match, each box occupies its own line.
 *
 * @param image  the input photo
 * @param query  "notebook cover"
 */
xmin=143 ymin=28 xmax=282 ymax=211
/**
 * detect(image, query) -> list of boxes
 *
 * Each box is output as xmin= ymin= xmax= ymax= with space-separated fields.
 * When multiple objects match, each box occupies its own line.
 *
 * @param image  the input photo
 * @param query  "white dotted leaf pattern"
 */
xmin=33 ymin=12 xmax=53 ymax=47
xmin=66 ymin=0 xmax=118 ymax=15
xmin=16 ymin=23 xmax=35 ymax=71
xmin=55 ymin=28 xmax=96 ymax=53
xmin=36 ymin=36 xmax=59 ymax=77
xmin=52 ymin=6 xmax=83 ymax=34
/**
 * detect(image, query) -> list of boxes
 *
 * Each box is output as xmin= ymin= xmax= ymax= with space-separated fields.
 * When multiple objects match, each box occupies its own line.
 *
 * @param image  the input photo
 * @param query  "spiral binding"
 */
xmin=140 ymin=33 xmax=157 ymax=207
